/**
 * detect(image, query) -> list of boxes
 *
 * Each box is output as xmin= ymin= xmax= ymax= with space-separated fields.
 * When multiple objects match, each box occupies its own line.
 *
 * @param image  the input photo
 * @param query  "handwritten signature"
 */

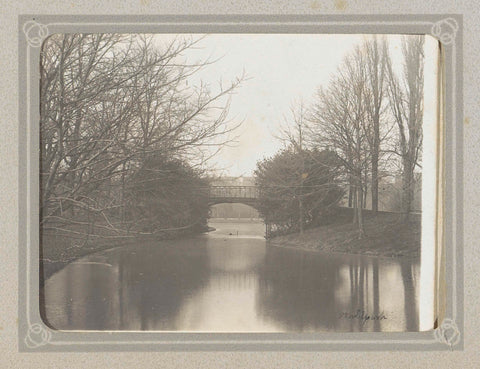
xmin=338 ymin=310 xmax=387 ymax=326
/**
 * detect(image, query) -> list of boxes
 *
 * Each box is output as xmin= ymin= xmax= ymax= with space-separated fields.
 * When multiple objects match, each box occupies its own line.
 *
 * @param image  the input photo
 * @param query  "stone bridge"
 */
xmin=208 ymin=185 xmax=259 ymax=207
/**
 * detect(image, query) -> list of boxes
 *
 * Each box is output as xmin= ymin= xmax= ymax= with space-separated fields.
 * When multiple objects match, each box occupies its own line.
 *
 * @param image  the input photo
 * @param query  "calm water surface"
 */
xmin=42 ymin=220 xmax=419 ymax=332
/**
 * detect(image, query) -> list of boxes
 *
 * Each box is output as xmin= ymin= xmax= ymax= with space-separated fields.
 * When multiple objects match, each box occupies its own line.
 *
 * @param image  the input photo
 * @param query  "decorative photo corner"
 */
xmin=18 ymin=14 xmax=463 ymax=351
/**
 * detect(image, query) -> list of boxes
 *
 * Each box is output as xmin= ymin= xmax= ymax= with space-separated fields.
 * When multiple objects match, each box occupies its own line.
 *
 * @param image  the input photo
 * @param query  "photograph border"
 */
xmin=18 ymin=14 xmax=463 ymax=352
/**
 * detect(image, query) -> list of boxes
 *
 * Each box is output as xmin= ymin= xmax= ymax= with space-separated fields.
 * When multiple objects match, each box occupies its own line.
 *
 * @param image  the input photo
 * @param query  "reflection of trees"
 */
xmin=257 ymin=246 xmax=344 ymax=331
xmin=346 ymin=257 xmax=418 ymax=332
xmin=116 ymin=240 xmax=211 ymax=330
xmin=46 ymin=239 xmax=212 ymax=330
xmin=43 ymin=238 xmax=419 ymax=331
xmin=400 ymin=260 xmax=419 ymax=331
xmin=257 ymin=246 xmax=419 ymax=332
xmin=347 ymin=259 xmax=376 ymax=331
xmin=372 ymin=258 xmax=380 ymax=331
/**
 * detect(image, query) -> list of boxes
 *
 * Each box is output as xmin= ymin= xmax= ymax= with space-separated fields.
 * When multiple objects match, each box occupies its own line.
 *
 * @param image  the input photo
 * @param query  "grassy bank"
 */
xmin=268 ymin=209 xmax=421 ymax=259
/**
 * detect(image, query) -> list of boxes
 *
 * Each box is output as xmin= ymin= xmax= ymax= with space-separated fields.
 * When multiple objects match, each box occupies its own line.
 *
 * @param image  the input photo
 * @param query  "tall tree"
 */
xmin=276 ymin=101 xmax=309 ymax=234
xmin=385 ymin=36 xmax=424 ymax=221
xmin=364 ymin=37 xmax=389 ymax=213
xmin=308 ymin=46 xmax=370 ymax=238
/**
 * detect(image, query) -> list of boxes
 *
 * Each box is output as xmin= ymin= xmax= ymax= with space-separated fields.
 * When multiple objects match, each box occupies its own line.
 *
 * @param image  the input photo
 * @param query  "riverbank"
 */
xmin=41 ymin=233 xmax=128 ymax=283
xmin=267 ymin=211 xmax=421 ymax=259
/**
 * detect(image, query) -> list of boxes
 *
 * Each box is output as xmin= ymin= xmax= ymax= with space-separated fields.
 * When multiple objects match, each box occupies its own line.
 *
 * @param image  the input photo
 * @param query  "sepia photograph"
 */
xmin=38 ymin=33 xmax=439 ymax=333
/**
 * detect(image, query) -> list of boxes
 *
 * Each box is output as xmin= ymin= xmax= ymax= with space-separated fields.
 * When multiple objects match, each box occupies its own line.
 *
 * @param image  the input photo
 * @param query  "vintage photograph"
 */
xmin=39 ymin=33 xmax=439 ymax=332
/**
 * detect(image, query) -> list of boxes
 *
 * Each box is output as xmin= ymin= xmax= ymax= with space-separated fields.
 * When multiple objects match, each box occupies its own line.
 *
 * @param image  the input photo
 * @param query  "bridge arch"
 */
xmin=207 ymin=185 xmax=271 ymax=236
xmin=208 ymin=185 xmax=259 ymax=209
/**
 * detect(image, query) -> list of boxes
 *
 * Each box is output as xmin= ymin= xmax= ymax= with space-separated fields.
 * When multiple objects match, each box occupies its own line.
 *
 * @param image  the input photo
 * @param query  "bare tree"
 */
xmin=308 ymin=46 xmax=370 ymax=238
xmin=363 ymin=36 xmax=389 ymax=213
xmin=40 ymin=34 xmax=244 ymax=237
xmin=40 ymin=34 xmax=137 ymax=224
xmin=385 ymin=36 xmax=424 ymax=221
xmin=277 ymin=101 xmax=308 ymax=234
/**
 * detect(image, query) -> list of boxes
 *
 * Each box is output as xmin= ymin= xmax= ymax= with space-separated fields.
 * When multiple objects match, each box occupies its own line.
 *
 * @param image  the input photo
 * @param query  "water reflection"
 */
xmin=42 ymin=241 xmax=211 ymax=330
xmin=257 ymin=247 xmax=419 ymax=332
xmin=41 ymin=220 xmax=419 ymax=332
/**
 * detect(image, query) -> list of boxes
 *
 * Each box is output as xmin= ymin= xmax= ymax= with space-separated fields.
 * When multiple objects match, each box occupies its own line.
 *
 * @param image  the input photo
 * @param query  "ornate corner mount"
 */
xmin=22 ymin=20 xmax=49 ymax=48
xmin=433 ymin=318 xmax=461 ymax=348
xmin=431 ymin=17 xmax=459 ymax=45
xmin=24 ymin=323 xmax=52 ymax=349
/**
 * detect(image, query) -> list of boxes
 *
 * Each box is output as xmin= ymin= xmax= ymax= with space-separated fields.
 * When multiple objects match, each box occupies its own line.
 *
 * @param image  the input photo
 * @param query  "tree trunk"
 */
xmin=348 ymin=175 xmax=354 ymax=207
xmin=299 ymin=196 xmax=304 ymax=234
xmin=356 ymin=185 xmax=365 ymax=239
xmin=363 ymin=183 xmax=368 ymax=209
xmin=371 ymin=143 xmax=379 ymax=213
xmin=348 ymin=185 xmax=353 ymax=207
xmin=401 ymin=157 xmax=414 ymax=222
xmin=120 ymin=161 xmax=127 ymax=224
xmin=352 ymin=184 xmax=358 ymax=225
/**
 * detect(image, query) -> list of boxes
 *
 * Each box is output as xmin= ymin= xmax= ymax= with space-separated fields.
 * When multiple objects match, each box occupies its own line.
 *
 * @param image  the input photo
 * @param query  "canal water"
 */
xmin=41 ymin=219 xmax=420 ymax=332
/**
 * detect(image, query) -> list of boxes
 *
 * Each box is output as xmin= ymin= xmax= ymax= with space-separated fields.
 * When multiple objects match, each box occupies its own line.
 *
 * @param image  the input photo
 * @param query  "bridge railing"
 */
xmin=209 ymin=186 xmax=258 ymax=199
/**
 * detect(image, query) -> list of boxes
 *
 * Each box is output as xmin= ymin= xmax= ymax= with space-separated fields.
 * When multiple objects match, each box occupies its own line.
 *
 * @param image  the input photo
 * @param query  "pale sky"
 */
xmin=153 ymin=34 xmax=438 ymax=177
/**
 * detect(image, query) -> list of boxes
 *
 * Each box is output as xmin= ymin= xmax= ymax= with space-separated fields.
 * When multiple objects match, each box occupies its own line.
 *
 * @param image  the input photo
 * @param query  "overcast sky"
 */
xmin=153 ymin=34 xmax=438 ymax=177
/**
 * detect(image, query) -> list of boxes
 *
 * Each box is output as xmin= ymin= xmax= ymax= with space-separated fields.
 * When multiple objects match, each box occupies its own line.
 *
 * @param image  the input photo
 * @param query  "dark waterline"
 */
xmin=41 ymin=219 xmax=419 ymax=332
